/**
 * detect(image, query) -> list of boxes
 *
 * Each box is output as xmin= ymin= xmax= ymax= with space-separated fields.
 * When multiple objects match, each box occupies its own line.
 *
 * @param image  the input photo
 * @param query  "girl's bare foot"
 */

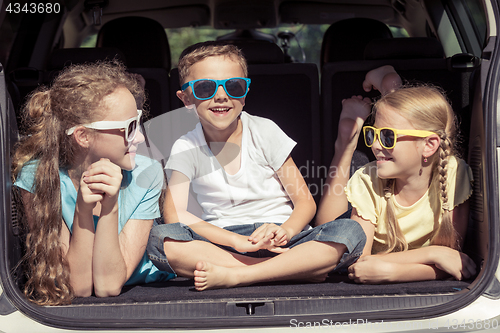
xmin=336 ymin=96 xmax=371 ymax=151
xmin=363 ymin=65 xmax=402 ymax=94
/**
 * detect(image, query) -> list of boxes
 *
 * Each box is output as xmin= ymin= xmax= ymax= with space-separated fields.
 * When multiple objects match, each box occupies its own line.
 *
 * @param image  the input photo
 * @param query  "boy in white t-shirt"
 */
xmin=147 ymin=42 xmax=365 ymax=290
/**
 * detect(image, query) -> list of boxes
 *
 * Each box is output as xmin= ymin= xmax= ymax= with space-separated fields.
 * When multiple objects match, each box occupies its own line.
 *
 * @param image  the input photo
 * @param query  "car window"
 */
xmin=462 ymin=0 xmax=487 ymax=46
xmin=80 ymin=23 xmax=408 ymax=70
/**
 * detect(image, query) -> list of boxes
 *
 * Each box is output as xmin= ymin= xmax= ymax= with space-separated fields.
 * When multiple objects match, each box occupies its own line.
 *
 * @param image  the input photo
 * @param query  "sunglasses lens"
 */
xmin=380 ymin=129 xmax=395 ymax=148
xmin=193 ymin=80 xmax=216 ymax=99
xmin=225 ymin=79 xmax=247 ymax=98
xmin=365 ymin=128 xmax=375 ymax=146
xmin=127 ymin=119 xmax=138 ymax=141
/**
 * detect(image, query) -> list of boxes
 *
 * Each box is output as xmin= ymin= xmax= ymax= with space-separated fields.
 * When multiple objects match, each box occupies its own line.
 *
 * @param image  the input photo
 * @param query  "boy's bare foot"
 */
xmin=194 ymin=261 xmax=240 ymax=291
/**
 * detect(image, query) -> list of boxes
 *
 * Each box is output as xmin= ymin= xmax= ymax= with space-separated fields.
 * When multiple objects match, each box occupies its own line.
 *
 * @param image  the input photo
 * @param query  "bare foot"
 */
xmin=336 ymin=96 xmax=371 ymax=151
xmin=363 ymin=65 xmax=402 ymax=95
xmin=194 ymin=261 xmax=240 ymax=291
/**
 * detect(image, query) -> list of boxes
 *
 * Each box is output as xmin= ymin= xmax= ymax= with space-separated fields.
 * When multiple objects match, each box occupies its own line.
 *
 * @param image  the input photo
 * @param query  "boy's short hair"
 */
xmin=178 ymin=41 xmax=248 ymax=85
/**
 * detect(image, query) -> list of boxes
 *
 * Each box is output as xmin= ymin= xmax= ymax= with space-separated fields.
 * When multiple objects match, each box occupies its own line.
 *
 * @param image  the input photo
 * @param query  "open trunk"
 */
xmin=0 ymin=0 xmax=499 ymax=331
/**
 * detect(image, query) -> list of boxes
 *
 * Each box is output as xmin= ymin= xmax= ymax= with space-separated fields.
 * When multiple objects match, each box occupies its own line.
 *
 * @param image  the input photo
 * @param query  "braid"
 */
xmin=438 ymin=137 xmax=451 ymax=210
xmin=430 ymin=137 xmax=460 ymax=249
xmin=382 ymin=179 xmax=408 ymax=253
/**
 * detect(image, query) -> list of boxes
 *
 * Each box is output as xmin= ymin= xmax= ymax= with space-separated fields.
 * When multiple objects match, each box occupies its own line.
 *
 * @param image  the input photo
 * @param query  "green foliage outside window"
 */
xmin=81 ymin=24 xmax=408 ymax=70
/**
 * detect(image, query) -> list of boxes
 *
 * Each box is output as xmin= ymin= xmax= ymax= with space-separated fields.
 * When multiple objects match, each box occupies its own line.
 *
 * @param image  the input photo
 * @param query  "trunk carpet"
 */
xmin=72 ymin=275 xmax=471 ymax=305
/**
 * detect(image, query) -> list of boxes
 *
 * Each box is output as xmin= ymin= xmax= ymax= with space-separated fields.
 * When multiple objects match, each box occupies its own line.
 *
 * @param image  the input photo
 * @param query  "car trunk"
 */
xmin=0 ymin=46 xmax=498 ymax=333
xmin=0 ymin=0 xmax=499 ymax=330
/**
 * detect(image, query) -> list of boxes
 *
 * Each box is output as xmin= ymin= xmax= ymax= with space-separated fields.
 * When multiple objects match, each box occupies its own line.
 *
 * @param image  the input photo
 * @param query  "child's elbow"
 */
xmin=94 ymin=285 xmax=123 ymax=298
xmin=307 ymin=197 xmax=317 ymax=217
xmin=93 ymin=277 xmax=125 ymax=298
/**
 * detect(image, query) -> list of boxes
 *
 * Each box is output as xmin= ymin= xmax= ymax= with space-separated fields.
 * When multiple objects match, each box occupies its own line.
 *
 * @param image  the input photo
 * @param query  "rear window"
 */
xmin=80 ymin=23 xmax=409 ymax=70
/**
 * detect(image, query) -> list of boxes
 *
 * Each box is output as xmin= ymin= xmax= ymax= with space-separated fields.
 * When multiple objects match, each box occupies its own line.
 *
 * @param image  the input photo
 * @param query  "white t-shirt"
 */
xmin=166 ymin=111 xmax=296 ymax=228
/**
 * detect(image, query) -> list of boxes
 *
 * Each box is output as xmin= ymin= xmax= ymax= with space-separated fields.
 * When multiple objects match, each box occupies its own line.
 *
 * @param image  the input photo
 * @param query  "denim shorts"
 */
xmin=147 ymin=218 xmax=366 ymax=277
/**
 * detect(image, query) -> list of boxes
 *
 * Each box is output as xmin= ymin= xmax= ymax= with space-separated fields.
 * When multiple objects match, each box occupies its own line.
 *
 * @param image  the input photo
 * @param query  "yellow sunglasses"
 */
xmin=363 ymin=126 xmax=436 ymax=149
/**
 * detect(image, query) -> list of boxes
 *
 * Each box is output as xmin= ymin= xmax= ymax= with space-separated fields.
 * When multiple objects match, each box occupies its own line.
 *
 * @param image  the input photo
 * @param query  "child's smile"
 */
xmin=372 ymin=105 xmax=425 ymax=181
xmin=177 ymin=55 xmax=247 ymax=142
xmin=209 ymin=106 xmax=232 ymax=115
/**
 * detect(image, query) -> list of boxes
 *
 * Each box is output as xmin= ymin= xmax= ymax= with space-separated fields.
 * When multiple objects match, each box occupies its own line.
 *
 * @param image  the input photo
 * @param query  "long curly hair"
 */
xmin=372 ymin=85 xmax=459 ymax=253
xmin=12 ymin=61 xmax=145 ymax=305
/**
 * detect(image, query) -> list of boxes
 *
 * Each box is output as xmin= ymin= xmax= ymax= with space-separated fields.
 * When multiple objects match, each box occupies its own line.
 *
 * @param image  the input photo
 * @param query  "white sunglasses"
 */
xmin=66 ymin=109 xmax=142 ymax=142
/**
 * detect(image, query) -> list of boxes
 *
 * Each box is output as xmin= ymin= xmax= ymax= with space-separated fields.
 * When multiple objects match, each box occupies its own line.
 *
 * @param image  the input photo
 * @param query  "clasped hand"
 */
xmin=77 ymin=158 xmax=123 ymax=210
xmin=233 ymin=223 xmax=291 ymax=254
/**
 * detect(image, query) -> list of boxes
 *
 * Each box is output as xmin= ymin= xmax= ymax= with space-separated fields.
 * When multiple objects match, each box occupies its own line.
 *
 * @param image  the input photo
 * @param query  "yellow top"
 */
xmin=345 ymin=156 xmax=473 ymax=254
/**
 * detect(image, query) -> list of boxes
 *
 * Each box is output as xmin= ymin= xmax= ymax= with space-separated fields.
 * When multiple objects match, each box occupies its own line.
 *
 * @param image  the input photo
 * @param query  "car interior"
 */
xmin=0 ymin=0 xmax=498 ymax=329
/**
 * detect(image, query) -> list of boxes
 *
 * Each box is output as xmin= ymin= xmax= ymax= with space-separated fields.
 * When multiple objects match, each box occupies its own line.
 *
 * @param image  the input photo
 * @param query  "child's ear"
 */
xmin=73 ymin=127 xmax=91 ymax=149
xmin=423 ymin=134 xmax=440 ymax=159
xmin=176 ymin=90 xmax=194 ymax=109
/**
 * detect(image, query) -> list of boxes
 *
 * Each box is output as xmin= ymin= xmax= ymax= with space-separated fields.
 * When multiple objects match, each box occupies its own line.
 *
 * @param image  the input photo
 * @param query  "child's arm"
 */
xmin=164 ymin=170 xmax=269 ymax=253
xmin=316 ymin=66 xmax=402 ymax=225
xmin=316 ymin=97 xmax=371 ymax=225
xmin=248 ymin=156 xmax=316 ymax=248
xmin=348 ymin=203 xmax=476 ymax=283
xmin=84 ymin=158 xmax=143 ymax=297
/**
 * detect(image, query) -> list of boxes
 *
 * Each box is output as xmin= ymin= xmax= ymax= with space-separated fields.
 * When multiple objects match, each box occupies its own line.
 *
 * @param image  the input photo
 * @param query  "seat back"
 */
xmin=97 ymin=17 xmax=171 ymax=119
xmin=46 ymin=47 xmax=126 ymax=81
xmin=321 ymin=37 xmax=477 ymax=165
xmin=244 ymin=62 xmax=321 ymax=200
xmin=320 ymin=18 xmax=393 ymax=69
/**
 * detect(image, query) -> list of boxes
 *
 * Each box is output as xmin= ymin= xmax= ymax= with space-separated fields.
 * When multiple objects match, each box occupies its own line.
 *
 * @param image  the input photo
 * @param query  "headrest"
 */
xmin=48 ymin=47 xmax=126 ymax=70
xmin=364 ymin=38 xmax=445 ymax=60
xmin=179 ymin=40 xmax=284 ymax=65
xmin=320 ymin=18 xmax=393 ymax=66
xmin=96 ymin=16 xmax=171 ymax=70
xmin=225 ymin=40 xmax=284 ymax=64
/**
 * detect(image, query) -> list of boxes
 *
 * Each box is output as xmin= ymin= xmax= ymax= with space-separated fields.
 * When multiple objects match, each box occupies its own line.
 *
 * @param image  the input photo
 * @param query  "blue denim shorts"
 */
xmin=147 ymin=218 xmax=366 ymax=277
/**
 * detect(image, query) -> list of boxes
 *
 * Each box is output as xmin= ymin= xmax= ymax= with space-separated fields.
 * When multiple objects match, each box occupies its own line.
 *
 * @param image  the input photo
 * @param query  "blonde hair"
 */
xmin=12 ymin=61 xmax=145 ymax=305
xmin=372 ymin=85 xmax=460 ymax=253
xmin=177 ymin=42 xmax=248 ymax=85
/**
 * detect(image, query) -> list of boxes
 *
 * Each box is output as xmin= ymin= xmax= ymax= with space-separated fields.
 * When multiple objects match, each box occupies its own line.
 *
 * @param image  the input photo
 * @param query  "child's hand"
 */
xmin=81 ymin=158 xmax=123 ymax=210
xmin=347 ymin=256 xmax=395 ymax=284
xmin=232 ymin=234 xmax=288 ymax=254
xmin=77 ymin=173 xmax=104 ymax=212
xmin=430 ymin=246 xmax=477 ymax=280
xmin=248 ymin=223 xmax=291 ymax=248
xmin=362 ymin=65 xmax=402 ymax=95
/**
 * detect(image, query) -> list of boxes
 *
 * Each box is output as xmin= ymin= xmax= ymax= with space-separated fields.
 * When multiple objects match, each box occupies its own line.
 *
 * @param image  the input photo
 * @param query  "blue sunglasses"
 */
xmin=181 ymin=77 xmax=251 ymax=100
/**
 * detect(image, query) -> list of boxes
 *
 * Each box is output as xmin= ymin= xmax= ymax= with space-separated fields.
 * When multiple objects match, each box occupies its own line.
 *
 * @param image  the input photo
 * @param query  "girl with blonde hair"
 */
xmin=12 ymin=61 xmax=173 ymax=305
xmin=319 ymin=81 xmax=477 ymax=283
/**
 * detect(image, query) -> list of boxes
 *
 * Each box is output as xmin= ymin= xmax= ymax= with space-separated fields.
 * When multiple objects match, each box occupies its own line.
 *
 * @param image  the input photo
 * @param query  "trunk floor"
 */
xmin=72 ymin=275 xmax=471 ymax=305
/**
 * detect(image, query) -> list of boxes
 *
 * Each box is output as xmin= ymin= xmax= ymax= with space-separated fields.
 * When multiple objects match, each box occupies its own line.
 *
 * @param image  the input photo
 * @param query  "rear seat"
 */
xmin=364 ymin=38 xmax=478 ymax=159
xmin=319 ymin=18 xmax=393 ymax=170
xmin=46 ymin=47 xmax=126 ymax=82
xmin=320 ymin=17 xmax=393 ymax=69
xmin=96 ymin=16 xmax=172 ymax=119
xmin=321 ymin=37 xmax=478 ymax=165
